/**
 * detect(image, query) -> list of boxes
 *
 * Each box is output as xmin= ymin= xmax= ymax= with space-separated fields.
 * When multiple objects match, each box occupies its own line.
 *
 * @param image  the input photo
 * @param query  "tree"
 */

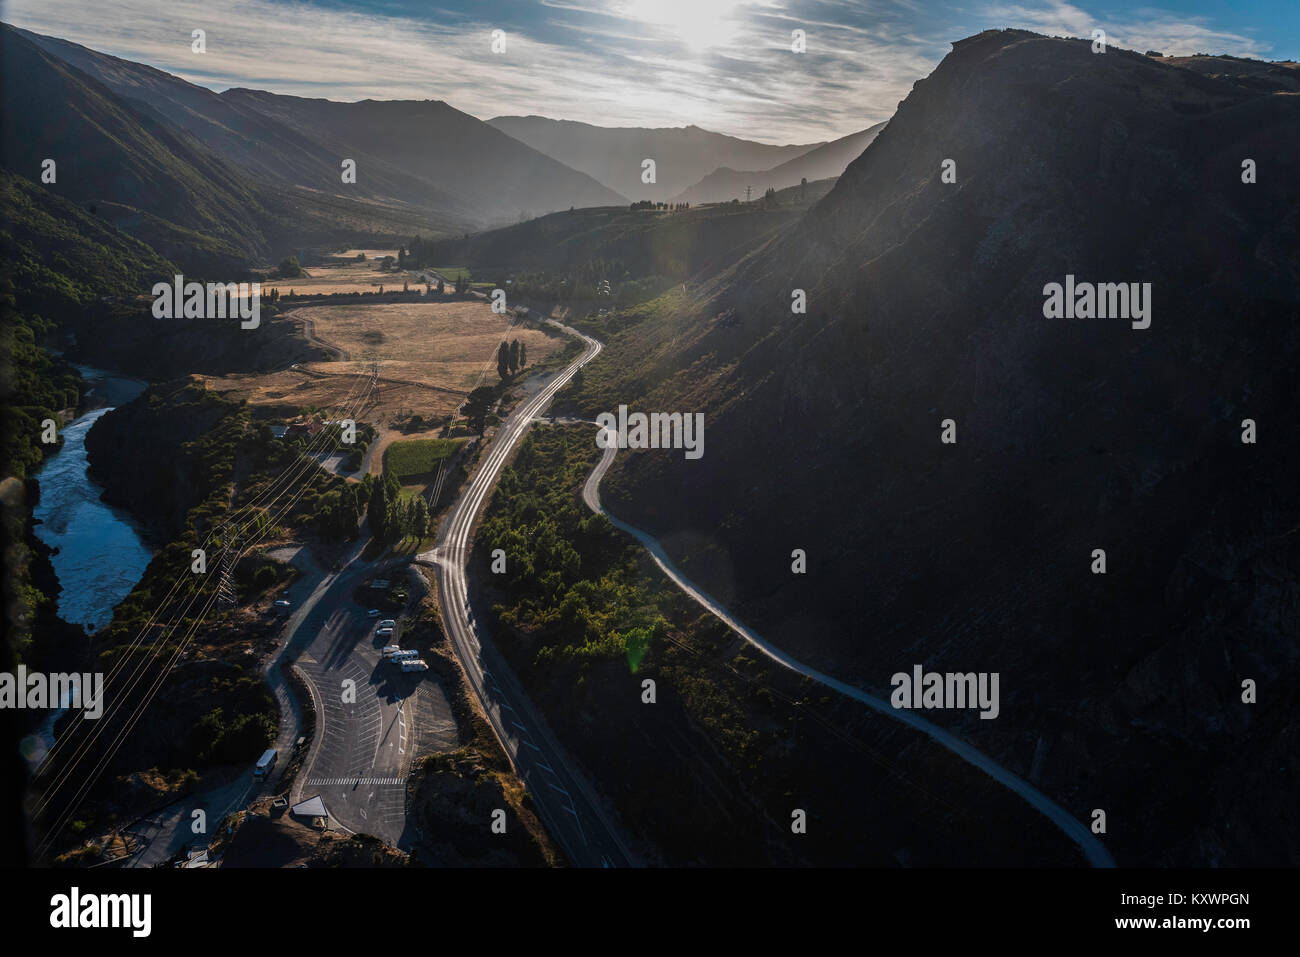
xmin=367 ymin=473 xmax=389 ymax=539
xmin=463 ymin=386 xmax=495 ymax=436
xmin=508 ymin=339 xmax=520 ymax=374
xmin=437 ymin=278 xmax=445 ymax=295
xmin=497 ymin=341 xmax=510 ymax=380
xmin=800 ymin=176 xmax=807 ymax=203
xmin=518 ymin=341 xmax=526 ymax=368
xmin=413 ymin=496 xmax=429 ymax=539
xmin=277 ymin=255 xmax=302 ymax=278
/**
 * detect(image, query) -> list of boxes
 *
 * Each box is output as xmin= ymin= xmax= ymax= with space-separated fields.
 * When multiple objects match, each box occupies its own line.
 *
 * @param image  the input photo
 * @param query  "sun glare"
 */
xmin=623 ymin=0 xmax=743 ymax=52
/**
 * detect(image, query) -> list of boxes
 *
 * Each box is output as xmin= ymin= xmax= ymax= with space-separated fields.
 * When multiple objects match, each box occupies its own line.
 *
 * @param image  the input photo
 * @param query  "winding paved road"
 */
xmin=582 ymin=428 xmax=1116 ymax=868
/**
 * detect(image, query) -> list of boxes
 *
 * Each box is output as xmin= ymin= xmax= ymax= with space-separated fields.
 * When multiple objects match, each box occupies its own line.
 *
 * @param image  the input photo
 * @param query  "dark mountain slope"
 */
xmin=227 ymin=91 xmax=627 ymax=224
xmin=487 ymin=115 xmax=821 ymax=201
xmin=0 ymin=24 xmax=271 ymax=269
xmin=1 ymin=24 xmax=465 ymax=270
xmin=570 ymin=30 xmax=1300 ymax=865
xmin=0 ymin=173 xmax=177 ymax=313
xmin=15 ymin=27 xmax=475 ymax=234
xmin=671 ymin=122 xmax=887 ymax=205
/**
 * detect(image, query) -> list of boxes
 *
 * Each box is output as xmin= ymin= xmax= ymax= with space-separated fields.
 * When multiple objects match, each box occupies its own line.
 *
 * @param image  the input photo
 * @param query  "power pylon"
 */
xmin=216 ymin=524 xmax=240 ymax=608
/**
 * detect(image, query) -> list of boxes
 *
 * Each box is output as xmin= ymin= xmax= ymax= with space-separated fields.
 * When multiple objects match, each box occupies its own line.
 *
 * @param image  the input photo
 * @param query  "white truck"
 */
xmin=254 ymin=748 xmax=278 ymax=779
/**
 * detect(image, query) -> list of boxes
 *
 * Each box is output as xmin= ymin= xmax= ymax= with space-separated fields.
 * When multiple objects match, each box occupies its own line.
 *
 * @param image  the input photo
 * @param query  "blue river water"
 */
xmin=31 ymin=368 xmax=154 ymax=631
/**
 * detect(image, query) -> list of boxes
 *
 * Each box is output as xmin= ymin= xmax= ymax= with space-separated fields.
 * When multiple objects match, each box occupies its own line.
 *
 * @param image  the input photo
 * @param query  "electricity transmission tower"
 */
xmin=216 ymin=524 xmax=239 ymax=608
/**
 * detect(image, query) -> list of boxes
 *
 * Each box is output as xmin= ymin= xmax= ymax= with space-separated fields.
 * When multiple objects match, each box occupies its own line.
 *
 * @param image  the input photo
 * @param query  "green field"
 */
xmin=384 ymin=437 xmax=464 ymax=482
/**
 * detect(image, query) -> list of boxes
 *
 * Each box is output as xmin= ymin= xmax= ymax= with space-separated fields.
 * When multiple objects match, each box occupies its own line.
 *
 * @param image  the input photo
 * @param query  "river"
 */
xmin=32 ymin=366 xmax=154 ymax=631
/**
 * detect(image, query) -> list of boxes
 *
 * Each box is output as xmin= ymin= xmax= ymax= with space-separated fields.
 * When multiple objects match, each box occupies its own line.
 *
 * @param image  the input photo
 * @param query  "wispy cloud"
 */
xmin=983 ymin=1 xmax=1268 ymax=58
xmin=3 ymin=0 xmax=1281 ymax=144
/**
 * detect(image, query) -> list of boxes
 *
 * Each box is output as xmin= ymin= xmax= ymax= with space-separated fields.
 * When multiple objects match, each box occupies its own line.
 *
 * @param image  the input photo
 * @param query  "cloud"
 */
xmin=3 ymin=0 xmax=1276 ymax=145
xmin=3 ymin=0 xmax=948 ymax=141
xmin=983 ymin=0 xmax=1269 ymax=58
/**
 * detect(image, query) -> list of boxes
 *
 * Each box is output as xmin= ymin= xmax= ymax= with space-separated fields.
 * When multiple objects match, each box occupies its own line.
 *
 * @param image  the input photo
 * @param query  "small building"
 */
xmin=291 ymin=795 xmax=330 ymax=830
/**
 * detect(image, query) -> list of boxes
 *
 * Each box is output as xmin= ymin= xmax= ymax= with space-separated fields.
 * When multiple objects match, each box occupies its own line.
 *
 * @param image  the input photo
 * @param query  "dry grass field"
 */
xmin=295 ymin=300 xmax=558 ymax=392
xmin=260 ymin=258 xmax=421 ymax=297
xmin=199 ymin=300 xmax=561 ymax=432
xmin=333 ymin=248 xmax=399 ymax=259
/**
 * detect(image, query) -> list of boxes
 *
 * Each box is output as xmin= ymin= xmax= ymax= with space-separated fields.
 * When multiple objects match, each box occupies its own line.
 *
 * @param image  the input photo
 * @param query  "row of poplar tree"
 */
xmin=497 ymin=339 xmax=526 ymax=379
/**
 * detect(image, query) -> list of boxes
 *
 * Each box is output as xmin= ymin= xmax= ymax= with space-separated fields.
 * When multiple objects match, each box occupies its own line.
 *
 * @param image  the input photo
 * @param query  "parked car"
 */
xmin=377 ymin=619 xmax=397 ymax=629
xmin=400 ymin=659 xmax=429 ymax=673
xmin=367 ymin=608 xmax=381 ymax=618
xmin=381 ymin=645 xmax=401 ymax=658
xmin=376 ymin=627 xmax=395 ymax=639
xmin=389 ymin=649 xmax=419 ymax=661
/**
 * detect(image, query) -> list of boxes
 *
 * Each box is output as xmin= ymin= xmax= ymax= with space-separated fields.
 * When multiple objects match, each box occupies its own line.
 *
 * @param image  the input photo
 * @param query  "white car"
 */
xmin=381 ymin=645 xmax=401 ymax=658
xmin=389 ymin=649 xmax=419 ymax=661
xmin=400 ymin=659 xmax=428 ymax=673
xmin=376 ymin=627 xmax=395 ymax=639
xmin=377 ymin=619 xmax=397 ymax=629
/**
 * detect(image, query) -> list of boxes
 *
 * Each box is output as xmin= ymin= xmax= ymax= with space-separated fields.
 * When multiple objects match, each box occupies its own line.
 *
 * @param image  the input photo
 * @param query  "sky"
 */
xmin=5 ymin=0 xmax=1296 ymax=143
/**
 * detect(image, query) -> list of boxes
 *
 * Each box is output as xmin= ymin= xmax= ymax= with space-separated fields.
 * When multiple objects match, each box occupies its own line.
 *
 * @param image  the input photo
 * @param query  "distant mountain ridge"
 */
xmin=11 ymin=25 xmax=626 ymax=235
xmin=487 ymin=115 xmax=822 ymax=201
xmin=1 ymin=23 xmax=473 ymax=269
xmin=226 ymin=91 xmax=628 ymax=225
xmin=0 ymin=24 xmax=274 ymax=270
xmin=670 ymin=122 xmax=887 ymax=205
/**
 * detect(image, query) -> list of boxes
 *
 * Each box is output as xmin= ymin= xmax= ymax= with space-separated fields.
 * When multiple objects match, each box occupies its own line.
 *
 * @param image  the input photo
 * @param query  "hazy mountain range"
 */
xmin=486 ymin=115 xmax=823 ymax=202
xmin=2 ymin=22 xmax=878 ymax=271
xmin=669 ymin=122 xmax=888 ymax=205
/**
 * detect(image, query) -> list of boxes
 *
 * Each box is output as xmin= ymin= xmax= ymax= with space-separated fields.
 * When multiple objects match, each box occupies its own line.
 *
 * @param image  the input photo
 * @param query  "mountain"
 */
xmin=13 ymin=27 xmax=481 ymax=235
xmin=670 ymin=122 xmax=887 ymax=205
xmin=0 ymin=24 xmax=448 ymax=271
xmin=486 ymin=115 xmax=821 ymax=202
xmin=0 ymin=173 xmax=177 ymax=313
xmin=0 ymin=23 xmax=275 ymax=270
xmin=13 ymin=28 xmax=350 ymax=194
xmin=226 ymin=91 xmax=627 ymax=225
xmin=567 ymin=30 xmax=1300 ymax=866
xmin=420 ymin=177 xmax=836 ymax=288
xmin=16 ymin=26 xmax=622 ymax=233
